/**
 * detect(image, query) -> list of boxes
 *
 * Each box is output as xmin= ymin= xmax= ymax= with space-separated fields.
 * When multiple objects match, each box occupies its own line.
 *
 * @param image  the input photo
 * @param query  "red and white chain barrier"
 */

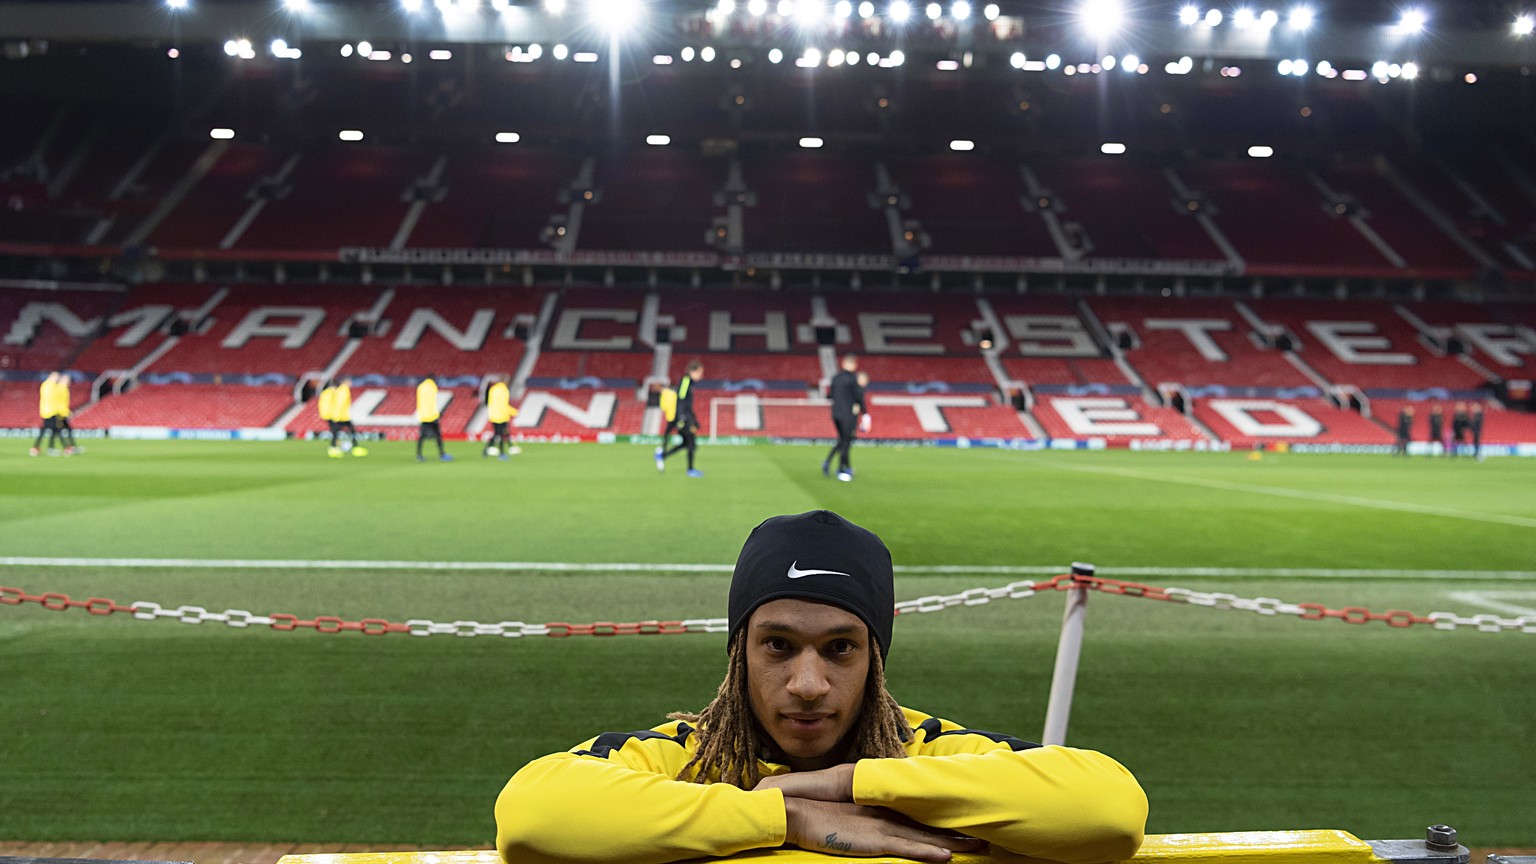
xmin=4 ymin=573 xmax=1534 ymax=637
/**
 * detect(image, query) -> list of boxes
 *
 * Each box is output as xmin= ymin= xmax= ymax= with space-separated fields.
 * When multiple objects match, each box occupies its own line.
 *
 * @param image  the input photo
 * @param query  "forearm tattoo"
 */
xmin=822 ymin=833 xmax=854 ymax=852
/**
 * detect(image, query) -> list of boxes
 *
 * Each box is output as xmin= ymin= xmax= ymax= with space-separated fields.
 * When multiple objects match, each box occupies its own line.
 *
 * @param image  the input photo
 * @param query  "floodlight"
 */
xmin=717 ymin=0 xmax=735 ymax=13
xmin=166 ymin=0 xmax=189 ymax=9
xmin=1101 ymin=53 xmax=1116 ymax=69
xmin=589 ymin=0 xmax=643 ymax=32
xmin=1292 ymin=57 xmax=1307 ymax=75
xmin=796 ymin=0 xmax=826 ymax=23
xmin=777 ymin=0 xmax=793 ymax=15
xmin=492 ymin=0 xmax=511 ymax=11
xmin=1288 ymin=5 xmax=1312 ymax=30
xmin=702 ymin=46 xmax=716 ymax=61
xmin=748 ymin=0 xmax=767 ymax=14
xmin=646 ymin=135 xmax=671 ymax=145
xmin=682 ymin=45 xmax=695 ymax=60
xmin=284 ymin=0 xmax=309 ymax=11
xmin=859 ymin=1 xmax=875 ymax=17
xmin=271 ymin=38 xmax=289 ymax=54
xmin=799 ymin=137 xmax=824 ymax=148
xmin=1010 ymin=51 xmax=1024 ymax=67
xmin=1278 ymin=58 xmax=1292 ymax=74
xmin=952 ymin=0 xmax=971 ymax=20
xmin=223 ymin=39 xmax=239 ymax=56
xmin=1515 ymin=14 xmax=1534 ymax=35
xmin=950 ymin=139 xmax=975 ymax=151
xmin=209 ymin=128 xmax=235 ymax=139
xmin=984 ymin=3 xmax=998 ymax=19
xmin=339 ymin=130 xmax=365 ymax=141
xmin=358 ymin=40 xmax=373 ymax=55
xmin=1178 ymin=5 xmax=1199 ymax=24
xmin=236 ymin=38 xmax=254 ymax=58
xmin=1371 ymin=60 xmax=1389 ymax=78
xmin=168 ymin=47 xmax=180 ymax=57
xmin=925 ymin=2 xmax=941 ymax=19
xmin=1232 ymin=8 xmax=1253 ymax=28
xmin=1121 ymin=53 xmax=1138 ymax=70
xmin=835 ymin=0 xmax=853 ymax=16
xmin=573 ymin=51 xmax=599 ymax=61
xmin=1078 ymin=0 xmax=1124 ymax=38
xmin=1248 ymin=145 xmax=1274 ymax=158
xmin=889 ymin=0 xmax=911 ymax=20
xmin=402 ymin=0 xmax=423 ymax=10
xmin=495 ymin=132 xmax=521 ymax=142
xmin=1204 ymin=8 xmax=1222 ymax=25
xmin=1101 ymin=142 xmax=1126 ymax=154
xmin=1045 ymin=52 xmax=1060 ymax=69
xmin=1398 ymin=8 xmax=1426 ymax=33
xmin=801 ymin=47 xmax=822 ymax=65
xmin=768 ymin=47 xmax=783 ymax=62
xmin=546 ymin=0 xmax=567 ymax=11
xmin=1402 ymin=61 xmax=1418 ymax=79
xmin=867 ymin=50 xmax=879 ymax=63
xmin=1258 ymin=9 xmax=1277 ymax=28
xmin=430 ymin=49 xmax=453 ymax=59
xmin=887 ymin=49 xmax=904 ymax=64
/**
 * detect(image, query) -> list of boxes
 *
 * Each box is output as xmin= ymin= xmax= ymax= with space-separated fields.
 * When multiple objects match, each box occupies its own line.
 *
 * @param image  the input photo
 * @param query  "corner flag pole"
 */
xmin=1041 ymin=562 xmax=1093 ymax=746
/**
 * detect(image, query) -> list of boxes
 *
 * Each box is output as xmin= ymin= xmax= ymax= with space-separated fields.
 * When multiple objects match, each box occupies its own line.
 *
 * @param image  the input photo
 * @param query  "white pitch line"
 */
xmin=0 ymin=557 xmax=1532 ymax=581
xmin=1447 ymin=591 xmax=1536 ymax=617
xmin=1033 ymin=459 xmax=1536 ymax=530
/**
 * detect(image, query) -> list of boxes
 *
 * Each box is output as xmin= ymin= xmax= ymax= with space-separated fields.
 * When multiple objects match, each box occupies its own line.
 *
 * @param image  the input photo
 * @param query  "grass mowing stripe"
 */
xmin=1033 ymin=459 xmax=1536 ymax=529
xmin=1447 ymin=591 xmax=1536 ymax=617
xmin=3 ymin=557 xmax=1534 ymax=581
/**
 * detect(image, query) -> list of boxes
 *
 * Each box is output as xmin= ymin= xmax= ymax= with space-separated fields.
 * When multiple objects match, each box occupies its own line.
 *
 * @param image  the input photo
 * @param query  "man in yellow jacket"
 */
xmin=330 ymin=377 xmax=365 ymax=457
xmin=415 ymin=373 xmax=451 ymax=462
xmin=496 ymin=510 xmax=1147 ymax=864
xmin=484 ymin=375 xmax=519 ymax=460
xmin=317 ymin=380 xmax=339 ymax=456
xmin=30 ymin=371 xmax=61 ymax=457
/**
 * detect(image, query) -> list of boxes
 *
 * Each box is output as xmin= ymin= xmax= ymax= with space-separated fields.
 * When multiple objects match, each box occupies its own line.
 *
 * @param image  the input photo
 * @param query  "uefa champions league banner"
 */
xmin=108 ymin=427 xmax=287 ymax=442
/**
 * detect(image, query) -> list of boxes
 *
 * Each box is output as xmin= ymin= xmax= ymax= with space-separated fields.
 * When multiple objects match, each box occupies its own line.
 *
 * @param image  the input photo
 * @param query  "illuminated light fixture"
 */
xmin=653 ymin=53 xmax=673 ymax=63
xmin=589 ymin=0 xmax=643 ymax=32
xmin=1258 ymin=9 xmax=1278 ymax=28
xmin=1121 ymin=53 xmax=1138 ymax=71
xmin=730 ymin=57 xmax=742 ymax=67
xmin=340 ymin=44 xmax=354 ymax=56
xmin=223 ymin=39 xmax=238 ymax=56
xmin=1101 ymin=142 xmax=1126 ymax=155
xmin=1315 ymin=59 xmax=1333 ymax=76
xmin=1164 ymin=55 xmax=1192 ymax=74
xmin=1078 ymin=0 xmax=1125 ymax=38
xmin=401 ymin=53 xmax=413 ymax=62
xmin=1388 ymin=62 xmax=1402 ymax=77
xmin=717 ymin=0 xmax=736 ymax=13
xmin=951 ymin=0 xmax=971 ymax=20
xmin=1402 ymin=61 xmax=1419 ymax=79
xmin=835 ymin=0 xmax=853 ymax=16
xmin=777 ymin=0 xmax=792 ymax=14
xmin=796 ymin=0 xmax=827 ymax=23
xmin=701 ymin=46 xmax=716 ymax=61
xmin=768 ymin=47 xmax=784 ymax=62
xmin=796 ymin=47 xmax=822 ymax=66
xmin=285 ymin=0 xmax=309 ymax=11
xmin=925 ymin=2 xmax=941 ymax=19
xmin=1010 ymin=51 xmax=1025 ymax=67
xmin=546 ymin=0 xmax=567 ymax=11
xmin=860 ymin=0 xmax=876 ymax=15
xmin=799 ymin=137 xmax=825 ymax=148
xmin=1371 ymin=60 xmax=1389 ymax=78
xmin=1464 ymin=72 xmax=1477 ymax=83
xmin=1288 ymin=4 xmax=1312 ymax=30
xmin=1232 ymin=7 xmax=1253 ymax=28
xmin=430 ymin=49 xmax=453 ymax=59
xmin=984 ymin=2 xmax=998 ymax=19
xmin=491 ymin=0 xmax=510 ymax=10
xmin=573 ymin=50 xmax=598 ymax=62
xmin=1278 ymin=58 xmax=1293 ymax=74
xmin=887 ymin=48 xmax=904 ymax=65
xmin=1398 ymin=8 xmax=1426 ymax=33
xmin=889 ymin=0 xmax=911 ymax=20
xmin=1204 ymin=8 xmax=1222 ymax=25
xmin=402 ymin=0 xmax=424 ymax=10
xmin=1022 ymin=59 xmax=1046 ymax=70
xmin=1515 ymin=14 xmax=1534 ymax=35
xmin=271 ymin=38 xmax=288 ymax=54
xmin=936 ymin=58 xmax=960 ymax=69
xmin=847 ymin=50 xmax=860 ymax=64
xmin=1101 ymin=54 xmax=1116 ymax=69
xmin=646 ymin=135 xmax=671 ymax=145
xmin=950 ymin=139 xmax=975 ymax=151
xmin=461 ymin=0 xmax=481 ymax=10
xmin=828 ymin=48 xmax=845 ymax=65
xmin=167 ymin=47 xmax=181 ymax=58
xmin=1248 ymin=145 xmax=1274 ymax=158
xmin=369 ymin=50 xmax=392 ymax=60
xmin=1178 ymin=4 xmax=1199 ymax=25
xmin=748 ymin=0 xmax=767 ymax=13
xmin=167 ymin=0 xmax=189 ymax=8
xmin=1341 ymin=68 xmax=1367 ymax=80
xmin=1292 ymin=57 xmax=1308 ymax=75
xmin=867 ymin=50 xmax=879 ymax=63
xmin=1064 ymin=65 xmax=1076 ymax=75
xmin=1045 ymin=52 xmax=1061 ymax=69
xmin=682 ymin=45 xmax=696 ymax=60
xmin=495 ymin=132 xmax=521 ymax=143
xmin=358 ymin=40 xmax=373 ymax=55
xmin=339 ymin=130 xmax=365 ymax=141
xmin=236 ymin=39 xmax=255 ymax=58
xmin=209 ymin=128 xmax=235 ymax=140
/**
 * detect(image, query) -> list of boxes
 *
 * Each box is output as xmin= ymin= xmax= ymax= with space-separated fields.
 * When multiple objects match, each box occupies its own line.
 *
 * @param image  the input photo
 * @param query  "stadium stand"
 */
xmin=79 ymin=383 xmax=294 ymax=429
xmin=1191 ymin=396 xmax=1396 ymax=449
xmin=1088 ymin=296 xmax=1315 ymax=390
xmin=339 ymin=285 xmax=542 ymax=378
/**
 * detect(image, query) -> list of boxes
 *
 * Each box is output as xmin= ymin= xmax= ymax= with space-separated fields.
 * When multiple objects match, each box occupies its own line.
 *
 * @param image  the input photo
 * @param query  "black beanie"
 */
xmin=727 ymin=510 xmax=895 ymax=659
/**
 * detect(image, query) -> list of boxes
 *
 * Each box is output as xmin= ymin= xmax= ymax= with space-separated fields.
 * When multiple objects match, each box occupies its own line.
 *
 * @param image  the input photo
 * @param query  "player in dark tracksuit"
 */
xmin=823 ymin=354 xmax=864 ymax=482
xmin=1394 ymin=405 xmax=1413 ymax=457
xmin=1451 ymin=402 xmax=1470 ymax=458
xmin=1427 ymin=405 xmax=1445 ymax=456
xmin=657 ymin=362 xmax=704 ymax=477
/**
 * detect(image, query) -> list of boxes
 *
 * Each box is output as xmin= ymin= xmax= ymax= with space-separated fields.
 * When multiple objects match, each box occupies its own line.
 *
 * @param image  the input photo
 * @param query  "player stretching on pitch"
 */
xmin=496 ymin=510 xmax=1147 ymax=864
xmin=415 ymin=373 xmax=452 ymax=463
xmin=485 ymin=375 xmax=520 ymax=460
xmin=656 ymin=361 xmax=704 ymax=477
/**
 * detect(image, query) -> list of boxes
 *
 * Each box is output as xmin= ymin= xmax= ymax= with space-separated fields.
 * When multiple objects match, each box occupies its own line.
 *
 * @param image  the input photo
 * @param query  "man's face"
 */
xmin=745 ymin=598 xmax=870 ymax=772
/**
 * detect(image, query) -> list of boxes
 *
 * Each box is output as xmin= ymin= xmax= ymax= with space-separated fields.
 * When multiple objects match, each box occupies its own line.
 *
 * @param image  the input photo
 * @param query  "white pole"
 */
xmin=1041 ymin=562 xmax=1094 ymax=747
xmin=709 ymin=397 xmax=724 ymax=444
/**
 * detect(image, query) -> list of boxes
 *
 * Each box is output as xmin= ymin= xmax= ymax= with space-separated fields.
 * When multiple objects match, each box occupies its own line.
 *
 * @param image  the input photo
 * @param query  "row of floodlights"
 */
xmin=206 ymin=128 xmax=1281 ymax=159
xmin=172 ymin=0 xmax=1536 ymax=40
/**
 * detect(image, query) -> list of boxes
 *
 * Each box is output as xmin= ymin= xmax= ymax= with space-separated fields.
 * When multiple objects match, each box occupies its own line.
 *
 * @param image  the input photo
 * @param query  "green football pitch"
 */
xmin=1 ymin=440 xmax=1533 ymax=847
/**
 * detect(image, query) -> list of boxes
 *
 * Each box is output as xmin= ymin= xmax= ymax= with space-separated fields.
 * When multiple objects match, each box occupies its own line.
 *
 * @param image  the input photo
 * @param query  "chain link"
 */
xmin=4 ymin=578 xmax=1534 ymax=638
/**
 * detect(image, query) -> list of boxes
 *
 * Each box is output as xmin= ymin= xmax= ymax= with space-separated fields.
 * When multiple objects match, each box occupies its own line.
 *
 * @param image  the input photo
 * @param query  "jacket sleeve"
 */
xmin=495 ymin=742 xmax=787 ymax=864
xmin=852 ymin=742 xmax=1146 ymax=864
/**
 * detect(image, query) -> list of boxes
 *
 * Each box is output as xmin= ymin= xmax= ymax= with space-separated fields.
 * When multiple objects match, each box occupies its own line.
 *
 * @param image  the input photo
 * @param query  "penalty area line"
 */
xmin=0 ymin=557 xmax=1532 ymax=581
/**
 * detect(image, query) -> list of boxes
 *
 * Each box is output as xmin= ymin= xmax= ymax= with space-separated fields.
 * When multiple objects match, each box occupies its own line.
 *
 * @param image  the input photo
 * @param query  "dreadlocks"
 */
xmin=668 ymin=629 xmax=910 ymax=790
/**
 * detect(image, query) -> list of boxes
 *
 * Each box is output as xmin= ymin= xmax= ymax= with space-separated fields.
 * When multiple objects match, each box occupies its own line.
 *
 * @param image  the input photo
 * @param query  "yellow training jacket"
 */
xmin=487 ymin=382 xmax=516 ymax=424
xmin=333 ymin=383 xmax=352 ymax=423
xmin=494 ymin=706 xmax=1146 ymax=864
xmin=416 ymin=379 xmax=440 ymax=423
xmin=38 ymin=378 xmax=57 ymax=419
xmin=317 ymin=386 xmax=336 ymax=423
xmin=53 ymin=378 xmax=71 ymax=418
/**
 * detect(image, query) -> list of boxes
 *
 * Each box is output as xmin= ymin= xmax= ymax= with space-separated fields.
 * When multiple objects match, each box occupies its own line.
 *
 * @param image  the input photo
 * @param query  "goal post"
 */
xmin=707 ymin=394 xmax=830 ymax=443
